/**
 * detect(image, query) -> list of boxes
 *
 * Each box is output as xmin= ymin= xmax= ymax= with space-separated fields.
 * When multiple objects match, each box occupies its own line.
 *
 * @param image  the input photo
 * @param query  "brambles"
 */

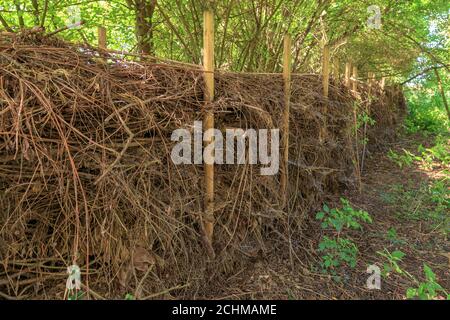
xmin=377 ymin=250 xmax=449 ymax=300
xmin=380 ymin=180 xmax=449 ymax=234
xmin=377 ymin=249 xmax=407 ymax=277
xmin=67 ymin=290 xmax=85 ymax=300
xmin=316 ymin=199 xmax=372 ymax=274
xmin=406 ymin=264 xmax=450 ymax=300
xmin=124 ymin=293 xmax=135 ymax=300
xmin=387 ymin=149 xmax=418 ymax=168
xmin=404 ymin=90 xmax=449 ymax=135
xmin=0 ymin=0 xmax=445 ymax=302
xmin=417 ymin=135 xmax=450 ymax=168
xmin=357 ymin=111 xmax=376 ymax=144
xmin=385 ymin=227 xmax=406 ymax=245
xmin=316 ymin=198 xmax=372 ymax=232
xmin=318 ymin=236 xmax=358 ymax=270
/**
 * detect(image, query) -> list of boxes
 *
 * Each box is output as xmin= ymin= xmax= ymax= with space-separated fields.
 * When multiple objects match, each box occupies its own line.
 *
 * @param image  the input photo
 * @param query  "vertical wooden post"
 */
xmin=333 ymin=58 xmax=340 ymax=81
xmin=322 ymin=44 xmax=330 ymax=97
xmin=319 ymin=44 xmax=330 ymax=142
xmin=203 ymin=9 xmax=215 ymax=258
xmin=380 ymin=77 xmax=386 ymax=91
xmin=345 ymin=62 xmax=352 ymax=88
xmin=280 ymin=34 xmax=291 ymax=206
xmin=98 ymin=26 xmax=107 ymax=49
xmin=367 ymin=72 xmax=374 ymax=95
xmin=350 ymin=65 xmax=361 ymax=192
xmin=352 ymin=66 xmax=358 ymax=93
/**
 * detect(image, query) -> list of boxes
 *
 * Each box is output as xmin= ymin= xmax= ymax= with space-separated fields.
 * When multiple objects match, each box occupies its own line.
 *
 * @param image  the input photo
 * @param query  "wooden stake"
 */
xmin=351 ymin=65 xmax=360 ymax=192
xmin=333 ymin=58 xmax=340 ymax=81
xmin=97 ymin=26 xmax=107 ymax=49
xmin=280 ymin=35 xmax=291 ymax=206
xmin=203 ymin=9 xmax=215 ymax=258
xmin=322 ymin=45 xmax=330 ymax=97
xmin=352 ymin=66 xmax=358 ymax=93
xmin=367 ymin=72 xmax=374 ymax=95
xmin=319 ymin=44 xmax=330 ymax=142
xmin=345 ymin=62 xmax=351 ymax=88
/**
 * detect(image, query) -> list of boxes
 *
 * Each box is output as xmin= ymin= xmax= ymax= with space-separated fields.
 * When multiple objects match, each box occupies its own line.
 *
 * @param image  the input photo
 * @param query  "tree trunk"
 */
xmin=434 ymin=68 xmax=450 ymax=122
xmin=134 ymin=0 xmax=157 ymax=55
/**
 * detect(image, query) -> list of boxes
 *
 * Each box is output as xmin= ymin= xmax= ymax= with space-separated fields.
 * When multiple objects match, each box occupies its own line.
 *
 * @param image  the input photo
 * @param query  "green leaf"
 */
xmin=125 ymin=293 xmax=135 ymax=300
xmin=423 ymin=264 xmax=436 ymax=281
xmin=406 ymin=288 xmax=417 ymax=299
xmin=391 ymin=250 xmax=405 ymax=260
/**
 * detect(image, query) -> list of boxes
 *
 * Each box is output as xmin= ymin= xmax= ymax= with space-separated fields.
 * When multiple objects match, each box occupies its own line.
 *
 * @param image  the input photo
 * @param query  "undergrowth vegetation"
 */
xmin=377 ymin=249 xmax=449 ymax=300
xmin=387 ymin=135 xmax=450 ymax=169
xmin=323 ymin=81 xmax=449 ymax=298
xmin=384 ymin=87 xmax=449 ymax=235
xmin=315 ymin=199 xmax=372 ymax=278
xmin=374 ymin=76 xmax=449 ymax=300
xmin=380 ymin=180 xmax=449 ymax=234
xmin=384 ymin=105 xmax=449 ymax=235
xmin=404 ymin=84 xmax=449 ymax=135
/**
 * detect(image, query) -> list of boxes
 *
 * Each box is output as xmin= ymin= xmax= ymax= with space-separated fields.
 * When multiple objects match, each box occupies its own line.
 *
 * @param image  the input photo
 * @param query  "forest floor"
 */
xmin=209 ymin=131 xmax=449 ymax=300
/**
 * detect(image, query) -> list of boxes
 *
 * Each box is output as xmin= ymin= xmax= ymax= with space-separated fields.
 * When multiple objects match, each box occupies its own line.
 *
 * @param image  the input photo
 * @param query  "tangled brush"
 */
xmin=0 ymin=33 xmax=404 ymax=299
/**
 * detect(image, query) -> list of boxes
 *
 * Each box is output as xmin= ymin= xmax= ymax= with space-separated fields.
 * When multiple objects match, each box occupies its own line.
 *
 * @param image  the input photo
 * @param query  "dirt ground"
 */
xmin=202 ymin=132 xmax=449 ymax=300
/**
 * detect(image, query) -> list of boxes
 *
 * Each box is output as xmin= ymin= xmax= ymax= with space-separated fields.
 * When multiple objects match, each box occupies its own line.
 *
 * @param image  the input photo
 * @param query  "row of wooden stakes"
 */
xmin=94 ymin=10 xmax=387 ymax=259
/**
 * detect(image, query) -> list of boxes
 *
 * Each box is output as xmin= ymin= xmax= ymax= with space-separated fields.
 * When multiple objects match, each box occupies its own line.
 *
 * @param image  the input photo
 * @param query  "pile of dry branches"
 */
xmin=0 ymin=33 xmax=404 ymax=299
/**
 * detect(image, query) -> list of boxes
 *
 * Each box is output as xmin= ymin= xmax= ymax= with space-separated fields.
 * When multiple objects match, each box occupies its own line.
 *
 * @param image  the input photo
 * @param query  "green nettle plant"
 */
xmin=68 ymin=290 xmax=85 ymax=300
xmin=406 ymin=264 xmax=450 ymax=300
xmin=387 ymin=149 xmax=418 ymax=169
xmin=318 ymin=236 xmax=358 ymax=270
xmin=387 ymin=135 xmax=449 ymax=170
xmin=316 ymin=198 xmax=372 ymax=232
xmin=385 ymin=227 xmax=405 ymax=245
xmin=124 ymin=293 xmax=135 ymax=300
xmin=357 ymin=112 xmax=376 ymax=129
xmin=378 ymin=250 xmax=449 ymax=300
xmin=377 ymin=249 xmax=408 ymax=277
xmin=316 ymin=198 xmax=372 ymax=274
xmin=379 ymin=179 xmax=449 ymax=233
xmin=417 ymin=135 xmax=450 ymax=167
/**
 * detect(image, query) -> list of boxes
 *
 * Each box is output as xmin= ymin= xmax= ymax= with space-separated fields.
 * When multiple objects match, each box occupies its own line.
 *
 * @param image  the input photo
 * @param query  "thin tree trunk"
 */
xmin=0 ymin=14 xmax=13 ymax=32
xmin=31 ymin=0 xmax=40 ymax=26
xmin=134 ymin=0 xmax=157 ymax=55
xmin=157 ymin=2 xmax=197 ymax=61
xmin=40 ymin=0 xmax=49 ymax=28
xmin=434 ymin=68 xmax=450 ymax=121
xmin=14 ymin=1 xmax=25 ymax=28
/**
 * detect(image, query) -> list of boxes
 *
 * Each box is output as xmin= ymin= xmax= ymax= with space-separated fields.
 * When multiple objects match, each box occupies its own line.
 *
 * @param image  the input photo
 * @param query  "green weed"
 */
xmin=380 ymin=180 xmax=449 ymax=234
xmin=377 ymin=249 xmax=408 ymax=277
xmin=316 ymin=198 xmax=372 ymax=232
xmin=385 ymin=227 xmax=406 ymax=245
xmin=316 ymin=199 xmax=372 ymax=275
xmin=318 ymin=236 xmax=358 ymax=271
xmin=406 ymin=264 xmax=450 ymax=300
xmin=387 ymin=149 xmax=419 ymax=168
